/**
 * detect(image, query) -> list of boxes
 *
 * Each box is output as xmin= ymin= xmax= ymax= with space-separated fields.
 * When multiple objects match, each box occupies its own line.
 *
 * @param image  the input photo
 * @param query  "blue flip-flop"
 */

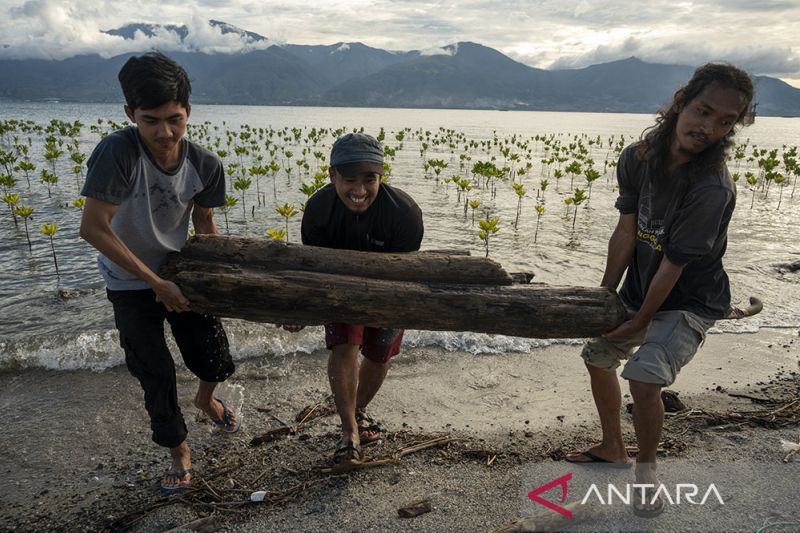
xmin=212 ymin=397 xmax=241 ymax=433
xmin=160 ymin=467 xmax=191 ymax=494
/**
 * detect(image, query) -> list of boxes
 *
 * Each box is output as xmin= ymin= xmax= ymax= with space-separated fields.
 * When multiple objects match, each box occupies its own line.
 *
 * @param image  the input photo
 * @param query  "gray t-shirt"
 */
xmin=615 ymin=144 xmax=736 ymax=319
xmin=82 ymin=126 xmax=225 ymax=290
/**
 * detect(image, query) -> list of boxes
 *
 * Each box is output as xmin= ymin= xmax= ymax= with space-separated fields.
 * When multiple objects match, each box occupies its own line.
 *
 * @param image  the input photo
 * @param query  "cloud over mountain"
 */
xmin=1 ymin=0 xmax=797 ymax=87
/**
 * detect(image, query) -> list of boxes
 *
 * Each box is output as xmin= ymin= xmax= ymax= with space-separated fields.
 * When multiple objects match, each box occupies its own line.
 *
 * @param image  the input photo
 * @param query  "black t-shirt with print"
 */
xmin=615 ymin=144 xmax=736 ymax=319
xmin=301 ymin=183 xmax=423 ymax=253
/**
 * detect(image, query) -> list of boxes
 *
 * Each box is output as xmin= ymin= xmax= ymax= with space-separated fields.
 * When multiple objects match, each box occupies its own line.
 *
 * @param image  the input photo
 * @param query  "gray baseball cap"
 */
xmin=330 ymin=133 xmax=384 ymax=177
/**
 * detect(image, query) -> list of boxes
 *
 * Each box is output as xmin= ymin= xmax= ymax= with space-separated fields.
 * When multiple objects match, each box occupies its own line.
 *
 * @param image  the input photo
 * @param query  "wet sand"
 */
xmin=0 ymin=329 xmax=797 ymax=531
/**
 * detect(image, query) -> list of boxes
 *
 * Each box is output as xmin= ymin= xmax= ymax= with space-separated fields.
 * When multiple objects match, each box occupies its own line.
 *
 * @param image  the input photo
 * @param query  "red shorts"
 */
xmin=324 ymin=323 xmax=405 ymax=363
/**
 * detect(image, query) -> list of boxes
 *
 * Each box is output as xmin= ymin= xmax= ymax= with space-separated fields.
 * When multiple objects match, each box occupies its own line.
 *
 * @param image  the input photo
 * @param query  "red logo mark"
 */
xmin=527 ymin=472 xmax=573 ymax=518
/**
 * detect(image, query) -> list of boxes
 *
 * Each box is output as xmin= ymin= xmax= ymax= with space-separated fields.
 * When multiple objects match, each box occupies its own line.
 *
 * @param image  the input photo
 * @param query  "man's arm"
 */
xmin=605 ymin=256 xmax=683 ymax=341
xmin=79 ymin=197 xmax=190 ymax=312
xmin=601 ymin=213 xmax=637 ymax=289
xmin=192 ymin=205 xmax=220 ymax=235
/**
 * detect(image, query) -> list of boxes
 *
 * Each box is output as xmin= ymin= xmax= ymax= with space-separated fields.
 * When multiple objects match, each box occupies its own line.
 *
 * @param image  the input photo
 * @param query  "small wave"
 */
xmin=0 ymin=331 xmax=124 ymax=372
xmin=0 ymin=321 xmax=328 ymax=372
xmin=402 ymin=330 xmax=585 ymax=354
xmin=3 ymin=318 xmax=791 ymax=372
xmin=221 ymin=320 xmax=325 ymax=359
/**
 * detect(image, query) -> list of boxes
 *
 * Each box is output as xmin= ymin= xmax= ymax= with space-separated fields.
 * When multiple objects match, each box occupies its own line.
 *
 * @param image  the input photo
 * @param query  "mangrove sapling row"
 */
xmin=0 ymin=117 xmax=796 ymax=287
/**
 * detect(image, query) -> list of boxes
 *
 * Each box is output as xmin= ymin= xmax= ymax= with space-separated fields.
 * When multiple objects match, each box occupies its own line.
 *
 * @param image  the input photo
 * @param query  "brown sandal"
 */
xmin=356 ymin=409 xmax=382 ymax=444
xmin=330 ymin=441 xmax=364 ymax=473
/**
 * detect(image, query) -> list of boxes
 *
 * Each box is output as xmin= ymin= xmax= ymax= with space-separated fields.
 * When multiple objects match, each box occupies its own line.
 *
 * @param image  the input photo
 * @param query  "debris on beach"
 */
xmin=668 ymin=396 xmax=800 ymax=430
xmin=491 ymin=502 xmax=589 ymax=532
xmin=780 ymin=437 xmax=800 ymax=462
xmin=660 ymin=390 xmax=686 ymax=412
xmin=397 ymin=498 xmax=432 ymax=518
xmin=625 ymin=389 xmax=686 ymax=414
xmin=773 ymin=259 xmax=800 ymax=273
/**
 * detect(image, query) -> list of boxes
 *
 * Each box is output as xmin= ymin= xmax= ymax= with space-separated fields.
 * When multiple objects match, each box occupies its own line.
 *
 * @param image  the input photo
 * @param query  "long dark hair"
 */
xmin=637 ymin=63 xmax=756 ymax=178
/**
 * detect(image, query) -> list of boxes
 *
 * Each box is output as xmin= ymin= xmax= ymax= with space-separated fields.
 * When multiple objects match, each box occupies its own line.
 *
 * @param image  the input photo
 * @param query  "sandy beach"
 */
xmin=1 ymin=328 xmax=797 ymax=532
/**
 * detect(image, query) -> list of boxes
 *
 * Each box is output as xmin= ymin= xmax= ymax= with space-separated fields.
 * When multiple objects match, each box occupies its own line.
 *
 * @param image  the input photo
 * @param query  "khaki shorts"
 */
xmin=580 ymin=310 xmax=714 ymax=386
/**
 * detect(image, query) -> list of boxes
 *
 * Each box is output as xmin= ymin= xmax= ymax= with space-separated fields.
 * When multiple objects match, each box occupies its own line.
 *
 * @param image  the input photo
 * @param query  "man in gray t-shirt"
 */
xmin=80 ymin=52 xmax=238 ymax=495
xmin=565 ymin=64 xmax=755 ymax=518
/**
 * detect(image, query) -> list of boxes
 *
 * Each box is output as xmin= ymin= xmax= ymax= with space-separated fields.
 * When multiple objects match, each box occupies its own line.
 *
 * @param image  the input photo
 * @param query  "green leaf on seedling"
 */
xmin=275 ymin=203 xmax=298 ymax=219
xmin=266 ymin=228 xmax=287 ymax=242
xmin=40 ymin=223 xmax=57 ymax=237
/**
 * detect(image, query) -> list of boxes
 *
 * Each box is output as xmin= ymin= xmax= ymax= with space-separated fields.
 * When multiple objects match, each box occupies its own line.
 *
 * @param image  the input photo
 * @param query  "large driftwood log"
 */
xmin=163 ymin=267 xmax=626 ymax=338
xmin=175 ymin=235 xmax=513 ymax=285
xmin=160 ymin=236 xmax=628 ymax=338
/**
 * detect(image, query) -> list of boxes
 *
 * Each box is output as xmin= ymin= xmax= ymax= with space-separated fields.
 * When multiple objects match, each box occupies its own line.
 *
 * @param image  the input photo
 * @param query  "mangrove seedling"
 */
xmin=534 ymin=203 xmax=545 ymax=243
xmin=2 ymin=192 xmax=19 ymax=226
xmin=218 ymin=195 xmax=238 ymax=234
xmin=428 ymin=159 xmax=448 ymax=185
xmin=0 ymin=173 xmax=16 ymax=192
xmin=570 ymin=188 xmax=588 ymax=230
xmin=71 ymin=197 xmax=85 ymax=210
xmin=40 ymin=169 xmax=58 ymax=198
xmin=0 ymin=149 xmax=16 ymax=178
xmin=584 ymin=167 xmax=601 ymax=201
xmin=469 ymin=199 xmax=481 ymax=225
xmin=746 ymin=172 xmax=758 ymax=208
xmin=249 ymin=164 xmax=268 ymax=206
xmin=564 ymin=196 xmax=574 ymax=218
xmin=552 ymin=168 xmax=563 ymax=190
xmin=275 ymin=202 xmax=298 ymax=243
xmin=233 ymin=176 xmax=252 ymax=222
xmin=18 ymin=160 xmax=35 ymax=189
xmin=40 ymin=223 xmax=60 ymax=277
xmin=539 ymin=178 xmax=549 ymax=200
xmin=565 ymin=160 xmax=582 ymax=189
xmin=774 ymin=173 xmax=787 ymax=209
xmin=268 ymin=160 xmax=281 ymax=199
xmin=14 ymin=204 xmax=34 ymax=252
xmin=512 ymin=183 xmax=526 ymax=230
xmin=69 ymin=150 xmax=87 ymax=187
xmin=478 ymin=217 xmax=500 ymax=258
xmin=43 ymin=139 xmax=63 ymax=175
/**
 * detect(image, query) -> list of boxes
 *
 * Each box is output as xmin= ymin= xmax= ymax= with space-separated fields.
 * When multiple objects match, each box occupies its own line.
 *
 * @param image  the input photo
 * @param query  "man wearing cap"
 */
xmin=291 ymin=132 xmax=423 ymax=469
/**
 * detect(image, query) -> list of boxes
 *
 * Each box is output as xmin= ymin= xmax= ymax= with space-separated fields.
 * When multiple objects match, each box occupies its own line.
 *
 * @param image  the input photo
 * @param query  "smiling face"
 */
xmin=125 ymin=100 xmax=190 ymax=169
xmin=671 ymin=82 xmax=745 ymax=165
xmin=329 ymin=167 xmax=381 ymax=213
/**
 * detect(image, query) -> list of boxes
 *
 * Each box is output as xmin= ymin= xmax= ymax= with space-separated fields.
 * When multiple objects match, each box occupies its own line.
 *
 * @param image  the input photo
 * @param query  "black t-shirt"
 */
xmin=616 ymin=144 xmax=736 ymax=319
xmin=301 ymin=183 xmax=424 ymax=252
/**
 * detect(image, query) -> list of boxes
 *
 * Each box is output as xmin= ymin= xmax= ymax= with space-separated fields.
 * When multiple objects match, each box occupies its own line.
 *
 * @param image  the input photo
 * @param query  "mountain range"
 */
xmin=1 ymin=21 xmax=798 ymax=117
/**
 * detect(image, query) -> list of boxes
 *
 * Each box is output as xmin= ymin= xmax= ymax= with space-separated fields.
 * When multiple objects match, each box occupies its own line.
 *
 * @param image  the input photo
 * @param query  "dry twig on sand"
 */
xmin=667 ymin=398 xmax=800 ymax=430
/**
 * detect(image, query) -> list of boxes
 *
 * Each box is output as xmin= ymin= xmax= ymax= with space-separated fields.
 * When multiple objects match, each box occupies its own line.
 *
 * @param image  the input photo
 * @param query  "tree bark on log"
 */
xmin=175 ymin=235 xmax=513 ymax=285
xmin=163 ymin=267 xmax=626 ymax=338
xmin=160 ymin=236 xmax=628 ymax=338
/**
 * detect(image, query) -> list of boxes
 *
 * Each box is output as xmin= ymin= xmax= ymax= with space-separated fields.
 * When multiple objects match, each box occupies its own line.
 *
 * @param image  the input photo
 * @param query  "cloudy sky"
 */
xmin=2 ymin=0 xmax=799 ymax=87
